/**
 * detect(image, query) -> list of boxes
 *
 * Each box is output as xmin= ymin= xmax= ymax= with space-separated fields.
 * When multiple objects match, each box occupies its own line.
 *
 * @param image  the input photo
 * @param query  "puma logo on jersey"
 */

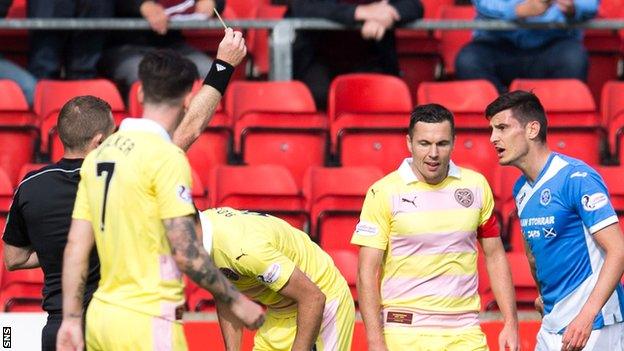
xmin=401 ymin=196 xmax=417 ymax=207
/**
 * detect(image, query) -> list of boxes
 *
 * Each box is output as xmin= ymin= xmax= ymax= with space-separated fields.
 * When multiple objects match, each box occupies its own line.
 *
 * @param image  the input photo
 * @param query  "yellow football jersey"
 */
xmin=73 ymin=118 xmax=196 ymax=319
xmin=351 ymin=158 xmax=497 ymax=329
xmin=200 ymin=207 xmax=349 ymax=314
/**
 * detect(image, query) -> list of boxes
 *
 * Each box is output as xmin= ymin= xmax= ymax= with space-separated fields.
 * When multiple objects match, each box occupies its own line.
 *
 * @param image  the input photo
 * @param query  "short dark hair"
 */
xmin=58 ymin=96 xmax=114 ymax=151
xmin=138 ymin=49 xmax=199 ymax=106
xmin=408 ymin=103 xmax=455 ymax=138
xmin=485 ymin=90 xmax=548 ymax=143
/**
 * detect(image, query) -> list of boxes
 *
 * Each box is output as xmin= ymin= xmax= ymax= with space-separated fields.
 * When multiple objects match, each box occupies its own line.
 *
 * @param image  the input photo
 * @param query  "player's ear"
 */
xmin=526 ymin=120 xmax=541 ymax=141
xmin=406 ymin=134 xmax=413 ymax=154
xmin=183 ymin=91 xmax=193 ymax=110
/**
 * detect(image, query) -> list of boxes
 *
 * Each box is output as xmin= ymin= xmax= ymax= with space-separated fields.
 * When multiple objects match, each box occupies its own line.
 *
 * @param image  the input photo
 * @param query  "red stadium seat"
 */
xmin=510 ymin=79 xmax=602 ymax=165
xmin=184 ymin=276 xmax=215 ymax=312
xmin=0 ymin=80 xmax=39 ymax=186
xmin=0 ymin=0 xmax=28 ymax=65
xmin=0 ymin=168 xmax=13 ymax=213
xmin=326 ymin=249 xmax=359 ymax=302
xmin=128 ymin=80 xmax=233 ymax=186
xmin=33 ymin=80 xmax=126 ymax=158
xmin=209 ymin=165 xmax=307 ymax=230
xmin=435 ymin=5 xmax=476 ymax=76
xmin=478 ymin=251 xmax=537 ymax=311
xmin=596 ymin=166 xmax=624 ymax=212
xmin=226 ymin=81 xmax=327 ymax=187
xmin=303 ymin=166 xmax=383 ymax=248
xmin=417 ymin=80 xmax=500 ymax=182
xmin=329 ymin=74 xmax=413 ymax=173
xmin=0 ymin=267 xmax=44 ymax=312
xmin=601 ymin=81 xmax=624 ymax=160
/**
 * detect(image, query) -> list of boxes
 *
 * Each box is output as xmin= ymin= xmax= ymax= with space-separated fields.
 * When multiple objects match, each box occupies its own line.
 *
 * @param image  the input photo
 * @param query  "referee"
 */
xmin=2 ymin=96 xmax=115 ymax=351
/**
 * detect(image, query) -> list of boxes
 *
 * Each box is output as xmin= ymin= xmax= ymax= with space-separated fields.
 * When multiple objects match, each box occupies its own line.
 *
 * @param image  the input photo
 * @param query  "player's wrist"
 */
xmin=203 ymin=59 xmax=234 ymax=96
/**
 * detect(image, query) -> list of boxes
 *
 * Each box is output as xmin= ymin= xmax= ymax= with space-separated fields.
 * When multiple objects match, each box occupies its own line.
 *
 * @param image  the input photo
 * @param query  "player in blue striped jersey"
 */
xmin=486 ymin=91 xmax=624 ymax=351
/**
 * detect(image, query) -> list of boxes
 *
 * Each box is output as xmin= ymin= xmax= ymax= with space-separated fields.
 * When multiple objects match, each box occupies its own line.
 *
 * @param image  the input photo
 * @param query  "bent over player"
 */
xmin=197 ymin=207 xmax=355 ymax=351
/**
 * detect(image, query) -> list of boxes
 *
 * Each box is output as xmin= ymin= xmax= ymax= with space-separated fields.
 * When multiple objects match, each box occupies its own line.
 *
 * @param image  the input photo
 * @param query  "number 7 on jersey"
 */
xmin=96 ymin=162 xmax=115 ymax=231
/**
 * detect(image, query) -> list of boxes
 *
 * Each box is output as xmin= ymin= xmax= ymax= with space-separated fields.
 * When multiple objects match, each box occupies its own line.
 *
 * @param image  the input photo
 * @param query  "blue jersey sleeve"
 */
xmin=565 ymin=166 xmax=618 ymax=234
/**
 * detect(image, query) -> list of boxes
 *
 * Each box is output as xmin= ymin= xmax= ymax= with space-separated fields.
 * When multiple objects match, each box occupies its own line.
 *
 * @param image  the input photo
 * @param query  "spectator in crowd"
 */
xmin=352 ymin=104 xmax=519 ymax=351
xmin=456 ymin=0 xmax=598 ymax=93
xmin=102 ymin=0 xmax=224 ymax=96
xmin=487 ymin=91 xmax=624 ymax=351
xmin=287 ymin=0 xmax=423 ymax=109
xmin=3 ymin=96 xmax=115 ymax=351
xmin=0 ymin=1 xmax=37 ymax=106
xmin=25 ymin=0 xmax=114 ymax=79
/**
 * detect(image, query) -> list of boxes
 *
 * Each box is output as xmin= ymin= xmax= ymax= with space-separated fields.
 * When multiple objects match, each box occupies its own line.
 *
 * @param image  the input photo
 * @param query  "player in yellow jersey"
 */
xmin=57 ymin=29 xmax=265 ymax=351
xmin=196 ymin=207 xmax=355 ymax=351
xmin=352 ymin=104 xmax=520 ymax=351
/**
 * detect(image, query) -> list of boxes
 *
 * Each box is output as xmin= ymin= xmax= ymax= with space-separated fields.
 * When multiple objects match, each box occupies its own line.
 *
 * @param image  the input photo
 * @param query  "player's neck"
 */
xmin=142 ymin=104 xmax=182 ymax=138
xmin=518 ymin=144 xmax=552 ymax=184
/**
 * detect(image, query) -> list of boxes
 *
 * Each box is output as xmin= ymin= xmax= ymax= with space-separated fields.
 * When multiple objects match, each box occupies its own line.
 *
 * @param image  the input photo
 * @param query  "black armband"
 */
xmin=203 ymin=59 xmax=234 ymax=95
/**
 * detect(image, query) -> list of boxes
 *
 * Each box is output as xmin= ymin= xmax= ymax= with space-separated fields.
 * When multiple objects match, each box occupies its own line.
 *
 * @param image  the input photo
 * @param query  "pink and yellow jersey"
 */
xmin=73 ymin=118 xmax=196 ymax=320
xmin=200 ymin=207 xmax=350 ymax=314
xmin=351 ymin=158 xmax=499 ymax=329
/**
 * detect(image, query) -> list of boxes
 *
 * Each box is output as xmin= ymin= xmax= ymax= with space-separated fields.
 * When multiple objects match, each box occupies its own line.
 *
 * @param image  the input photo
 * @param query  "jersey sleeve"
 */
xmin=234 ymin=241 xmax=296 ymax=293
xmin=72 ymin=167 xmax=92 ymax=222
xmin=350 ymin=185 xmax=392 ymax=250
xmin=153 ymin=149 xmax=196 ymax=219
xmin=477 ymin=176 xmax=500 ymax=238
xmin=566 ymin=166 xmax=618 ymax=234
xmin=3 ymin=189 xmax=31 ymax=247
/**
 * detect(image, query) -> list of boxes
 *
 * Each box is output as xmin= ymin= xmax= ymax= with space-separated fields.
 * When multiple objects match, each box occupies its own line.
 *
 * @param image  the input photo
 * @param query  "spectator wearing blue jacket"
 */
xmin=455 ymin=0 xmax=598 ymax=93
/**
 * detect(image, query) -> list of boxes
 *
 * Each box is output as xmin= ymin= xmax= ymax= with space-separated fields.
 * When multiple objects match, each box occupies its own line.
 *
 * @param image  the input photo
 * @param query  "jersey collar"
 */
xmin=199 ymin=211 xmax=214 ymax=256
xmin=118 ymin=118 xmax=171 ymax=142
xmin=397 ymin=157 xmax=461 ymax=185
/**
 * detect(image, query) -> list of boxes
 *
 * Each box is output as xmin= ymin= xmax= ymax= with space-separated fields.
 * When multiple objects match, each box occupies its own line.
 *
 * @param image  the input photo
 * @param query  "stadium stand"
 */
xmin=226 ymin=80 xmax=327 ymax=187
xmin=209 ymin=164 xmax=307 ymax=231
xmin=435 ymin=5 xmax=475 ymax=76
xmin=602 ymin=81 xmax=624 ymax=162
xmin=329 ymin=73 xmax=412 ymax=173
xmin=0 ymin=80 xmax=38 ymax=186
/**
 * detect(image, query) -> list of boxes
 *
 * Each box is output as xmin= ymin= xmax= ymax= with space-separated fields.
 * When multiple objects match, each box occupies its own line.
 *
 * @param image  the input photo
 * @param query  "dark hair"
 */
xmin=58 ymin=96 xmax=114 ymax=151
xmin=408 ymin=103 xmax=455 ymax=138
xmin=485 ymin=90 xmax=548 ymax=143
xmin=138 ymin=49 xmax=199 ymax=106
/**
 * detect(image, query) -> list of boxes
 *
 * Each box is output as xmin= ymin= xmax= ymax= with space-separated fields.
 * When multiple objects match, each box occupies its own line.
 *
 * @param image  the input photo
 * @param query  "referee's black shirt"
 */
xmin=2 ymin=158 xmax=100 ymax=314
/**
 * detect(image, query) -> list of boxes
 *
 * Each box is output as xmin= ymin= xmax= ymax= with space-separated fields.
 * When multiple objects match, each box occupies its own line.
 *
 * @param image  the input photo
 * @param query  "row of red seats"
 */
xmin=2 ymin=75 xmax=624 ymax=190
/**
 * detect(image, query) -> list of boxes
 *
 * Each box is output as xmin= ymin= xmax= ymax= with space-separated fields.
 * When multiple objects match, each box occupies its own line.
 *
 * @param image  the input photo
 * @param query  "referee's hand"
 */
xmin=56 ymin=318 xmax=84 ymax=351
xmin=230 ymin=293 xmax=265 ymax=330
xmin=216 ymin=27 xmax=247 ymax=67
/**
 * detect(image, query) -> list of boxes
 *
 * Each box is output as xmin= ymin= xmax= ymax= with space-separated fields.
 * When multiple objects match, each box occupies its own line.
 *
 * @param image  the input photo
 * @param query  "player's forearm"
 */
xmin=165 ymin=216 xmax=241 ymax=305
xmin=484 ymin=250 xmax=518 ymax=327
xmin=4 ymin=246 xmax=39 ymax=271
xmin=292 ymin=292 xmax=325 ymax=350
xmin=61 ymin=240 xmax=89 ymax=319
xmin=172 ymin=85 xmax=221 ymax=151
xmin=216 ymin=301 xmax=244 ymax=351
xmin=357 ymin=272 xmax=386 ymax=345
xmin=578 ymin=249 xmax=624 ymax=318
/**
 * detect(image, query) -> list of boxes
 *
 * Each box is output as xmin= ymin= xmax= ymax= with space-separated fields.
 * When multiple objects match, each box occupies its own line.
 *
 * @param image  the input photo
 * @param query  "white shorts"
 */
xmin=536 ymin=322 xmax=624 ymax=351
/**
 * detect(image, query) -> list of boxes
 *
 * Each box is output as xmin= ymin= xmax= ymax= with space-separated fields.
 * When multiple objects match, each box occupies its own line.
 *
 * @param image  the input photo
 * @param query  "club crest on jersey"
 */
xmin=257 ymin=263 xmax=281 ymax=284
xmin=177 ymin=185 xmax=192 ymax=204
xmin=454 ymin=188 xmax=474 ymax=208
xmin=581 ymin=192 xmax=609 ymax=211
xmin=219 ymin=268 xmax=240 ymax=281
xmin=540 ymin=188 xmax=551 ymax=206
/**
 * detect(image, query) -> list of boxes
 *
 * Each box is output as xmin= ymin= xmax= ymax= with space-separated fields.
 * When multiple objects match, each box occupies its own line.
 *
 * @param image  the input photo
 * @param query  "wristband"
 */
xmin=203 ymin=59 xmax=234 ymax=95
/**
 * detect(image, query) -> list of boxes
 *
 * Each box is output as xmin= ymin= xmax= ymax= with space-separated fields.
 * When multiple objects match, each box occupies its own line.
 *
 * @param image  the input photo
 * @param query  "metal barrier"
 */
xmin=1 ymin=18 xmax=623 ymax=80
